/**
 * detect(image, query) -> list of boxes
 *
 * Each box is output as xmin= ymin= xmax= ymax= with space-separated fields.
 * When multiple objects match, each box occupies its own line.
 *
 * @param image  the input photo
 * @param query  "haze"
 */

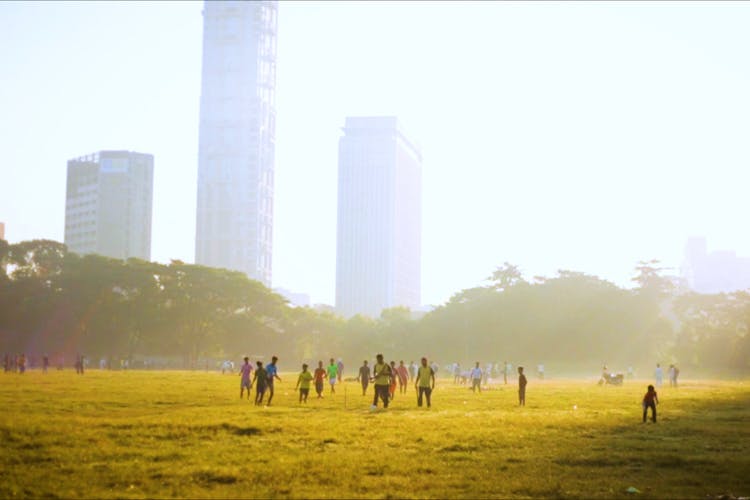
xmin=2 ymin=1 xmax=750 ymax=306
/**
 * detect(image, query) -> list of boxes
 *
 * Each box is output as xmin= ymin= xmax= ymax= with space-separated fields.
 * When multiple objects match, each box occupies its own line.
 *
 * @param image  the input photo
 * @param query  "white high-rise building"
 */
xmin=64 ymin=151 xmax=154 ymax=260
xmin=336 ymin=117 xmax=422 ymax=318
xmin=195 ymin=1 xmax=277 ymax=286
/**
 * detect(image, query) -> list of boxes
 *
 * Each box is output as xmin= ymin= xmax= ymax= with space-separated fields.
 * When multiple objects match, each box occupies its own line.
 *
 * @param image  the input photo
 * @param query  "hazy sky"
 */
xmin=2 ymin=1 xmax=750 ymax=306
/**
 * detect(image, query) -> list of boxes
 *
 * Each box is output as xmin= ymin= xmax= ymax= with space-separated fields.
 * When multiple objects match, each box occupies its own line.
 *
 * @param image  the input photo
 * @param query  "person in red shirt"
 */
xmin=313 ymin=360 xmax=327 ymax=399
xmin=642 ymin=384 xmax=659 ymax=423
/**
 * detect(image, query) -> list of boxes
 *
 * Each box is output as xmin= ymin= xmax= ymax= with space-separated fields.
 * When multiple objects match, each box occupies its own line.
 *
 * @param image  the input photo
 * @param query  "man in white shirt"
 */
xmin=470 ymin=362 xmax=483 ymax=393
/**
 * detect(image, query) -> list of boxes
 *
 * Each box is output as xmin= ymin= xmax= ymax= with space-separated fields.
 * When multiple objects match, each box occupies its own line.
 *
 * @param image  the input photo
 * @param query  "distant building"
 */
xmin=64 ymin=151 xmax=154 ymax=260
xmin=0 ymin=222 xmax=4 ymax=240
xmin=273 ymin=287 xmax=311 ymax=308
xmin=194 ymin=0 xmax=278 ymax=287
xmin=681 ymin=237 xmax=750 ymax=294
xmin=336 ymin=116 xmax=422 ymax=318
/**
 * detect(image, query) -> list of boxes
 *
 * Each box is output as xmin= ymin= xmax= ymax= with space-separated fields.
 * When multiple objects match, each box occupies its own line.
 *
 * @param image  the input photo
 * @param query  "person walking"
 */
xmin=389 ymin=361 xmax=398 ymax=399
xmin=518 ymin=366 xmax=527 ymax=406
xmin=416 ymin=357 xmax=436 ymax=408
xmin=503 ymin=360 xmax=509 ymax=385
xmin=470 ymin=362 xmax=482 ymax=393
xmin=397 ymin=361 xmax=409 ymax=395
xmin=313 ymin=361 xmax=327 ymax=398
xmin=327 ymin=358 xmax=338 ymax=394
xmin=371 ymin=354 xmax=392 ymax=409
xmin=336 ymin=358 xmax=344 ymax=384
xmin=265 ymin=356 xmax=282 ymax=405
xmin=358 ymin=360 xmax=371 ymax=396
xmin=253 ymin=361 xmax=268 ymax=406
xmin=239 ymin=357 xmax=253 ymax=399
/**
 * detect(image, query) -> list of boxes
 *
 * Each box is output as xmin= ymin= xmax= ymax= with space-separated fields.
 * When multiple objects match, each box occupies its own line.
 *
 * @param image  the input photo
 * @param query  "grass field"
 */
xmin=1 ymin=370 xmax=748 ymax=499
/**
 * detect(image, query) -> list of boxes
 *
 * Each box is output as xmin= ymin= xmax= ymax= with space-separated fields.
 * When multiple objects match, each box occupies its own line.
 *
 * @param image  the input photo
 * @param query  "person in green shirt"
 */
xmin=295 ymin=364 xmax=314 ymax=403
xmin=371 ymin=354 xmax=392 ymax=409
xmin=327 ymin=358 xmax=338 ymax=394
xmin=415 ymin=357 xmax=436 ymax=408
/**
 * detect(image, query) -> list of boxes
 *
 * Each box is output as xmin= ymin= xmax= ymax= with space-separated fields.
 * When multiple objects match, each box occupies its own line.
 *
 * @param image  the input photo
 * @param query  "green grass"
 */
xmin=1 ymin=370 xmax=748 ymax=499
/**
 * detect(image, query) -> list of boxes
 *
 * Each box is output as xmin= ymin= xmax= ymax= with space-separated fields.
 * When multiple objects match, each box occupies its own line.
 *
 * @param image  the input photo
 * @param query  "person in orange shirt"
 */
xmin=642 ymin=384 xmax=659 ymax=423
xmin=389 ymin=361 xmax=398 ymax=399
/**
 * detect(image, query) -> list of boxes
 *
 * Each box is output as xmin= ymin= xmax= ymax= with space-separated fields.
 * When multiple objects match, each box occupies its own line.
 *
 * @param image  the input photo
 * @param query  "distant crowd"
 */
xmin=4 ymin=351 xmax=677 ymax=422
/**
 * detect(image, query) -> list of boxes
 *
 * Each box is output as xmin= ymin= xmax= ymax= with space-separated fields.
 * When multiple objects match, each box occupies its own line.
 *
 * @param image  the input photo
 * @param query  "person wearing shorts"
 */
xmin=295 ymin=364 xmax=313 ymax=403
xmin=327 ymin=358 xmax=338 ymax=394
xmin=239 ymin=356 xmax=253 ymax=399
xmin=314 ymin=361 xmax=327 ymax=398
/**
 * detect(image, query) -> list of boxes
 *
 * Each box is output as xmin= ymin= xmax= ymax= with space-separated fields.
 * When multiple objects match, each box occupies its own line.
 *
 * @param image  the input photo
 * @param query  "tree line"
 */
xmin=0 ymin=239 xmax=748 ymax=375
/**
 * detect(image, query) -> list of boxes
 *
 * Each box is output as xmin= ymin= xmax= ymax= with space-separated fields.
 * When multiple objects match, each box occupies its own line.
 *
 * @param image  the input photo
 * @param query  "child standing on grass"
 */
xmin=253 ymin=361 xmax=267 ymax=406
xmin=295 ymin=364 xmax=313 ymax=403
xmin=642 ymin=384 xmax=659 ymax=423
xmin=518 ymin=366 xmax=527 ymax=406
xmin=239 ymin=357 xmax=253 ymax=399
xmin=314 ymin=361 xmax=327 ymax=398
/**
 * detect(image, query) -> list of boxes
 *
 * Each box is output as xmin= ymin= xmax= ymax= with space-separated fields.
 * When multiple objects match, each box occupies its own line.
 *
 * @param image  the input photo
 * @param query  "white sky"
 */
xmin=1 ymin=1 xmax=749 ymax=306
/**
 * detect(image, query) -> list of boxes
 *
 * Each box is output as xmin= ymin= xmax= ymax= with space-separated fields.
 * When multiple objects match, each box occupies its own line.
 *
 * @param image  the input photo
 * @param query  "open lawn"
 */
xmin=0 ymin=370 xmax=748 ymax=499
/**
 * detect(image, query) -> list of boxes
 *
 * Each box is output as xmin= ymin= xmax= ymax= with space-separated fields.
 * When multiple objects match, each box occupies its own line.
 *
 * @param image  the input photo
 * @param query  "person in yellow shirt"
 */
xmin=295 ymin=364 xmax=314 ymax=404
xmin=415 ymin=357 xmax=436 ymax=408
xmin=371 ymin=354 xmax=392 ymax=409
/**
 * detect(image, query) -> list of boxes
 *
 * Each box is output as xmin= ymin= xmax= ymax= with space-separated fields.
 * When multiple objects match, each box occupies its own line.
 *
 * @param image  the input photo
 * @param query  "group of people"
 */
xmin=238 ymin=356 xmax=282 ymax=406
xmin=236 ymin=354 xmax=532 ymax=410
xmin=3 ymin=353 xmax=56 ymax=373
xmin=654 ymin=363 xmax=680 ymax=387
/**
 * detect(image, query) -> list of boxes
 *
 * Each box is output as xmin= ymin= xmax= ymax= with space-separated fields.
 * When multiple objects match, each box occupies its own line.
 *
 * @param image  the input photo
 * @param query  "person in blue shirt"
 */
xmin=265 ymin=356 xmax=282 ymax=405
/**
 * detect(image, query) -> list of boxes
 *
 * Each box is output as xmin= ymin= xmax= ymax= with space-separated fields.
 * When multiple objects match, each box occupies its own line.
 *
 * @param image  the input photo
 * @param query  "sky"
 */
xmin=1 ymin=1 xmax=750 ymax=307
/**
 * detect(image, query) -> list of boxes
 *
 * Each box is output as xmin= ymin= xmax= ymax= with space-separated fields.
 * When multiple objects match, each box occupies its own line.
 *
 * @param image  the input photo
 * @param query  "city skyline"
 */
xmin=336 ymin=116 xmax=422 ymax=317
xmin=194 ymin=1 xmax=277 ymax=287
xmin=2 ymin=2 xmax=750 ymax=306
xmin=64 ymin=150 xmax=154 ymax=261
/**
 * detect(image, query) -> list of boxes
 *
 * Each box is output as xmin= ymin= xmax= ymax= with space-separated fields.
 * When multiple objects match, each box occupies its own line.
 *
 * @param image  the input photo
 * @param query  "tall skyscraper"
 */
xmin=64 ymin=151 xmax=154 ymax=260
xmin=195 ymin=1 xmax=277 ymax=286
xmin=336 ymin=117 xmax=422 ymax=318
